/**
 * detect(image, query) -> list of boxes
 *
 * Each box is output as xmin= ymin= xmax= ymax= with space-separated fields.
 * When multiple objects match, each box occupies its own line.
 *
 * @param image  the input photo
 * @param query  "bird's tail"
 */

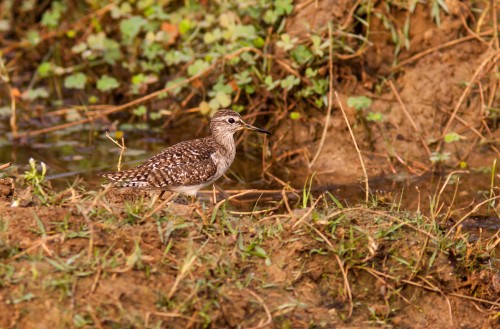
xmin=97 ymin=168 xmax=150 ymax=185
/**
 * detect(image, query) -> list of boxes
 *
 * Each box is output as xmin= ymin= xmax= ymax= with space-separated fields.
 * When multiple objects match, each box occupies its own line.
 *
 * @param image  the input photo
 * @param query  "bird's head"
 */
xmin=210 ymin=109 xmax=271 ymax=136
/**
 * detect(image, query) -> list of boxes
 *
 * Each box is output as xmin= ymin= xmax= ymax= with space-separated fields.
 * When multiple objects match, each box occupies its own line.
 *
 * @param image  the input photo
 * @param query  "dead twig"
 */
xmin=245 ymin=289 xmax=273 ymax=329
xmin=392 ymin=30 xmax=494 ymax=70
xmin=211 ymin=190 xmax=257 ymax=222
xmin=8 ymin=234 xmax=62 ymax=261
xmin=444 ymin=194 xmax=500 ymax=239
xmin=340 ymin=0 xmax=363 ymax=30
xmin=358 ymin=267 xmax=500 ymax=308
xmin=305 ymin=222 xmax=353 ymax=317
xmin=326 ymin=208 xmax=438 ymax=241
xmin=0 ymin=162 xmax=11 ymax=170
xmin=145 ymin=311 xmax=199 ymax=327
xmin=105 ymin=132 xmax=126 ymax=172
xmin=335 ymin=91 xmax=370 ymax=203
xmin=417 ymin=275 xmax=454 ymax=325
xmin=86 ymin=304 xmax=104 ymax=329
xmin=168 ymin=239 xmax=208 ymax=299
xmin=431 ymin=170 xmax=469 ymax=220
xmin=291 ymin=195 xmax=323 ymax=229
xmin=309 ymin=24 xmax=334 ymax=169
xmin=0 ymin=56 xmax=17 ymax=138
xmin=440 ymin=52 xmax=499 ymax=141
xmin=491 ymin=0 xmax=499 ymax=50
xmin=144 ymin=192 xmax=179 ymax=219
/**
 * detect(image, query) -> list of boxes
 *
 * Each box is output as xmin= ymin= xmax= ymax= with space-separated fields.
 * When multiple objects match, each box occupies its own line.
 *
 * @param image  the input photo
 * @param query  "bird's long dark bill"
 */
xmin=243 ymin=122 xmax=271 ymax=135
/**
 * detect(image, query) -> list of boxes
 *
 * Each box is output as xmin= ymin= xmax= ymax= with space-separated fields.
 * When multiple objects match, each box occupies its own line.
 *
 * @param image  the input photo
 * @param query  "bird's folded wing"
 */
xmin=135 ymin=138 xmax=218 ymax=187
xmin=147 ymin=160 xmax=217 ymax=187
xmin=138 ymin=138 xmax=216 ymax=170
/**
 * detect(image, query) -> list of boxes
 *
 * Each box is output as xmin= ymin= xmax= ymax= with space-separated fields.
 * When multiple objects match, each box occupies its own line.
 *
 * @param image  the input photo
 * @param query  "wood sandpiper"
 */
xmin=98 ymin=109 xmax=271 ymax=196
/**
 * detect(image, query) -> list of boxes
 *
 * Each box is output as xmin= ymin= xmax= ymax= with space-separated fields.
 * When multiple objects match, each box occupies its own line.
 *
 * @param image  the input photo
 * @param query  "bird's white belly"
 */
xmin=170 ymin=152 xmax=234 ymax=196
xmin=170 ymin=183 xmax=211 ymax=196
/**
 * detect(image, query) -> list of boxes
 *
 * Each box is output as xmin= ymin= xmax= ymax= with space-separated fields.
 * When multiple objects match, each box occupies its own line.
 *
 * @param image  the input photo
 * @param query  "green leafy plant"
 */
xmin=64 ymin=73 xmax=87 ymax=90
xmin=444 ymin=132 xmax=462 ymax=143
xmin=430 ymin=152 xmax=450 ymax=163
xmin=97 ymin=75 xmax=120 ymax=91
xmin=23 ymin=158 xmax=48 ymax=203
xmin=347 ymin=96 xmax=372 ymax=110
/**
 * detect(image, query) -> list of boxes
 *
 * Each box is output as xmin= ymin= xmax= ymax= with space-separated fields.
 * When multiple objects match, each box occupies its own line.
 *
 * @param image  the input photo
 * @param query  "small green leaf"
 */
xmin=216 ymin=91 xmax=231 ymax=108
xmin=133 ymin=105 xmax=147 ymax=116
xmin=87 ymin=32 xmax=110 ymax=51
xmin=231 ymin=24 xmax=256 ymax=41
xmin=132 ymin=73 xmax=146 ymax=85
xmin=280 ymin=75 xmax=300 ymax=91
xmin=430 ymin=152 xmax=450 ymax=163
xmin=310 ymin=35 xmax=324 ymax=56
xmin=179 ymin=19 xmax=193 ymax=35
xmin=232 ymin=104 xmax=244 ymax=113
xmin=73 ymin=313 xmax=90 ymax=327
xmin=203 ymin=32 xmax=217 ymax=44
xmin=291 ymin=44 xmax=313 ymax=64
xmin=347 ymin=96 xmax=372 ymax=110
xmin=64 ymin=73 xmax=87 ymax=90
xmin=120 ymin=16 xmax=147 ymax=41
xmin=150 ymin=111 xmax=162 ymax=120
xmin=276 ymin=33 xmax=297 ymax=51
xmin=199 ymin=101 xmax=211 ymax=115
xmin=444 ymin=132 xmax=461 ymax=143
xmin=22 ymin=88 xmax=49 ymax=101
xmin=208 ymin=98 xmax=220 ymax=111
xmin=41 ymin=2 xmax=65 ymax=28
xmin=366 ymin=112 xmax=383 ymax=122
xmin=275 ymin=0 xmax=294 ymax=15
xmin=290 ymin=112 xmax=301 ymax=120
xmin=187 ymin=60 xmax=210 ymax=77
xmin=264 ymin=75 xmax=280 ymax=91
xmin=96 ymin=75 xmax=120 ymax=92
xmin=263 ymin=10 xmax=279 ymax=24
xmin=253 ymin=36 xmax=265 ymax=48
xmin=66 ymin=30 xmax=76 ymax=38
xmin=305 ymin=68 xmax=317 ymax=78
xmin=235 ymin=70 xmax=252 ymax=86
xmin=26 ymin=30 xmax=41 ymax=45
xmin=37 ymin=62 xmax=52 ymax=78
xmin=166 ymin=77 xmax=187 ymax=96
xmin=9 ymin=292 xmax=35 ymax=305
xmin=71 ymin=43 xmax=87 ymax=54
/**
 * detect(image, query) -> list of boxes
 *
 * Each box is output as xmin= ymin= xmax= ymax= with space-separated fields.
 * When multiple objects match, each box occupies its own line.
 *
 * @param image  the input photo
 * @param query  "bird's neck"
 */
xmin=211 ymin=129 xmax=236 ymax=158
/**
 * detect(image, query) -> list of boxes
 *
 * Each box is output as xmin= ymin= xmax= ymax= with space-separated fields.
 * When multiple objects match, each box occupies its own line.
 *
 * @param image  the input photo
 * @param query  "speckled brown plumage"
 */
xmin=98 ymin=109 xmax=270 ymax=196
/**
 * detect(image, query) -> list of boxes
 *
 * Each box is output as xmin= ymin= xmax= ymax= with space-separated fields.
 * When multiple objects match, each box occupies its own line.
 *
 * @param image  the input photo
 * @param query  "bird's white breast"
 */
xmin=210 ymin=150 xmax=235 ymax=182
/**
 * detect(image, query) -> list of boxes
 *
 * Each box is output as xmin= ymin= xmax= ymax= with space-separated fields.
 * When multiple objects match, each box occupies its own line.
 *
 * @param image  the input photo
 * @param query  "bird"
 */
xmin=98 ymin=109 xmax=271 ymax=196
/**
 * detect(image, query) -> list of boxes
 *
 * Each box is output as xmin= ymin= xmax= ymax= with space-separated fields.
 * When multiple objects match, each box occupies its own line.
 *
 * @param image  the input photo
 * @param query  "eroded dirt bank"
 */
xmin=0 ymin=184 xmax=499 ymax=328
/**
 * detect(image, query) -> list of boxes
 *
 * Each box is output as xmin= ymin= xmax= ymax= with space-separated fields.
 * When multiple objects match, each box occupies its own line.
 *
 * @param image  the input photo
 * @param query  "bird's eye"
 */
xmin=227 ymin=118 xmax=236 ymax=124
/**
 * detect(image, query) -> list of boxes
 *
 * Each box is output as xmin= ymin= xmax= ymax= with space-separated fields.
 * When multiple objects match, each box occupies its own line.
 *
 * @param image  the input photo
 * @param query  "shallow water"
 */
xmin=1 ymin=127 xmax=499 ymax=235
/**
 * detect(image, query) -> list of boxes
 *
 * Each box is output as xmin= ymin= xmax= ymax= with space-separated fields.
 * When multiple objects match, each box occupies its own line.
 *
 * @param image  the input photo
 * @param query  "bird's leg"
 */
xmin=144 ymin=192 xmax=179 ymax=219
xmin=189 ymin=194 xmax=208 ymax=225
xmin=158 ymin=190 xmax=166 ymax=200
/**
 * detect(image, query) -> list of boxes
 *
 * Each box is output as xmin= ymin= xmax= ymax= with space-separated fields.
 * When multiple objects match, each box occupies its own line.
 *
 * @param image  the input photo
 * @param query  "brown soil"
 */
xmin=278 ymin=0 xmax=499 ymax=186
xmin=1 ymin=184 xmax=499 ymax=328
